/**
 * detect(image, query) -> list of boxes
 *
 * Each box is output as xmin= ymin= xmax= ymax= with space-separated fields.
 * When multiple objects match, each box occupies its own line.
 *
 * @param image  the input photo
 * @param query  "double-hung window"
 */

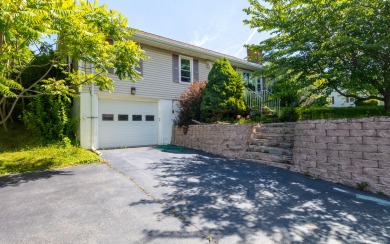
xmin=180 ymin=56 xmax=192 ymax=84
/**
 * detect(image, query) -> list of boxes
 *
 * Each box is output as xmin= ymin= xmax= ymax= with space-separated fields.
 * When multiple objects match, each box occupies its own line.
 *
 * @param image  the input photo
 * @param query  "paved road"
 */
xmin=1 ymin=147 xmax=389 ymax=243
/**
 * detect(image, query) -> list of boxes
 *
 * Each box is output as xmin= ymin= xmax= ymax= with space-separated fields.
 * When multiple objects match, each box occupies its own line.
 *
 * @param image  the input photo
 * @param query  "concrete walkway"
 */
xmin=0 ymin=147 xmax=389 ymax=243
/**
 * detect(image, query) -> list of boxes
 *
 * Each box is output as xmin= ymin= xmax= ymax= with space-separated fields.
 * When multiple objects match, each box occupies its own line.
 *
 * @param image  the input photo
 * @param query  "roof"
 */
xmin=131 ymin=31 xmax=261 ymax=71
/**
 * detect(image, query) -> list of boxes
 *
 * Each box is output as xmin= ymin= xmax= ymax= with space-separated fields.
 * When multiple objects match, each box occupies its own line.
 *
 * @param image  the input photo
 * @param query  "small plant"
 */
xmin=61 ymin=136 xmax=72 ymax=148
xmin=357 ymin=182 xmax=369 ymax=191
xmin=377 ymin=191 xmax=387 ymax=197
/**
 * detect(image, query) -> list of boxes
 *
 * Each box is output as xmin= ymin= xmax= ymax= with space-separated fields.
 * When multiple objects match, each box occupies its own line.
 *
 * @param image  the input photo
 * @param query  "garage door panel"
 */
xmin=98 ymin=99 xmax=158 ymax=148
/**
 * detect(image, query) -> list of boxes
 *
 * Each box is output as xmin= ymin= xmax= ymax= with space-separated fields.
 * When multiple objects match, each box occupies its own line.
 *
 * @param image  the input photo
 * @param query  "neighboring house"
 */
xmin=73 ymin=31 xmax=260 ymax=149
xmin=328 ymin=90 xmax=356 ymax=107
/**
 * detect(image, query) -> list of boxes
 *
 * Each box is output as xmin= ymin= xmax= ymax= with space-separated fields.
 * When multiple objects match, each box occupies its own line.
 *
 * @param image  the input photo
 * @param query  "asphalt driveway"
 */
xmin=0 ymin=147 xmax=389 ymax=243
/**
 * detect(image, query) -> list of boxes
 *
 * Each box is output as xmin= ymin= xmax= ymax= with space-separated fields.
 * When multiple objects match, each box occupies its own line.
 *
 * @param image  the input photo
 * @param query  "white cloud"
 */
xmin=190 ymin=31 xmax=218 ymax=47
xmin=235 ymin=29 xmax=257 ymax=57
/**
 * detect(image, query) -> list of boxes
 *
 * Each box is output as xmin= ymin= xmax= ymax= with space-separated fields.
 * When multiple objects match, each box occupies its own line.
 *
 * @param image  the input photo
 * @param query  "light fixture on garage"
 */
xmin=131 ymin=87 xmax=136 ymax=95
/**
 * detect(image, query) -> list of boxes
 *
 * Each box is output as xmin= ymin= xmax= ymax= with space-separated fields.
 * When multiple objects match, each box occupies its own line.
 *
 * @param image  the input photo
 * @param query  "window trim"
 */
xmin=179 ymin=55 xmax=193 ymax=84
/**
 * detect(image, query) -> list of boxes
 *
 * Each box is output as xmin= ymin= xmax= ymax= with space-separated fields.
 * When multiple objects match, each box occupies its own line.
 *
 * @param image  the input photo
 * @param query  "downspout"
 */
xmin=90 ymin=82 xmax=95 ymax=150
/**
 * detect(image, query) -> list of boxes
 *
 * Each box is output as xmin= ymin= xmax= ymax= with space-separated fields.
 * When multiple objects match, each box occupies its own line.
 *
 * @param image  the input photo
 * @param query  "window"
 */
xmin=243 ymin=72 xmax=250 ymax=82
xmin=132 ymin=115 xmax=142 ymax=121
xmin=118 ymin=114 xmax=128 ymax=121
xmin=345 ymin=97 xmax=355 ymax=103
xmin=180 ymin=56 xmax=192 ymax=83
xmin=145 ymin=115 xmax=155 ymax=121
xmin=135 ymin=59 xmax=143 ymax=77
xmin=331 ymin=96 xmax=335 ymax=104
xmin=102 ymin=114 xmax=114 ymax=121
xmin=172 ymin=55 xmax=198 ymax=84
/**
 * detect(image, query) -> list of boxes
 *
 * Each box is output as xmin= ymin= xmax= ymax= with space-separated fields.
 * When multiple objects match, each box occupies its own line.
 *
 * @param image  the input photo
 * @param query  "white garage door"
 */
xmin=98 ymin=99 xmax=158 ymax=148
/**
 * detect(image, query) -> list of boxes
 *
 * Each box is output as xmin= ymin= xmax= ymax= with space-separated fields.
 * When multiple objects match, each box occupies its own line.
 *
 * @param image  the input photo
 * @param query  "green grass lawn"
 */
xmin=0 ymin=123 xmax=101 ymax=175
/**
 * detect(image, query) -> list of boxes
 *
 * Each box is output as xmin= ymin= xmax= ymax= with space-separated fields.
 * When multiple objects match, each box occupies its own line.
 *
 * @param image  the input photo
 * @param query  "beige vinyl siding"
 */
xmin=82 ymin=45 xmax=210 ymax=100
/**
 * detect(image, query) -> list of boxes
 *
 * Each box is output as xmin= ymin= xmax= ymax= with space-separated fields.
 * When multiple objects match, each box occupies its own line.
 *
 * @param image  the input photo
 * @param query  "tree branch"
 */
xmin=334 ymin=87 xmax=383 ymax=101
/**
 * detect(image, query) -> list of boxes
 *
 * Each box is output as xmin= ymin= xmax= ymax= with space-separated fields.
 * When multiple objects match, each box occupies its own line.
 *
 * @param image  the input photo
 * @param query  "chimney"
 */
xmin=246 ymin=46 xmax=262 ymax=64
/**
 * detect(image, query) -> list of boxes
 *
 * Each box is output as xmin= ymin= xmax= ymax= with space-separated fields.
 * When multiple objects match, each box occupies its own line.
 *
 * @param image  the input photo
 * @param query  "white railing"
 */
xmin=244 ymin=89 xmax=281 ymax=116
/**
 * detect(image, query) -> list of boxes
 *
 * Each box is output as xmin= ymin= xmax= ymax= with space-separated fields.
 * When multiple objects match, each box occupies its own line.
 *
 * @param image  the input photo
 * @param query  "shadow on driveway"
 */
xmin=0 ymin=170 xmax=72 ymax=188
xmin=126 ymin=150 xmax=390 ymax=243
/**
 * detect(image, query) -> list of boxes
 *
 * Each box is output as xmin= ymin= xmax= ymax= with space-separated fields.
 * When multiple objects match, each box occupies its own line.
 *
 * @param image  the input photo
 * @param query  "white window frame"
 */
xmin=179 ymin=55 xmax=193 ymax=84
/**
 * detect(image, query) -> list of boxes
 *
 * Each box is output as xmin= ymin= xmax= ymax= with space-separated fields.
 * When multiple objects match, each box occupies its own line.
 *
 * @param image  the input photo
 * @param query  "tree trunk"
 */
xmin=385 ymin=94 xmax=390 ymax=112
xmin=0 ymin=99 xmax=7 ymax=131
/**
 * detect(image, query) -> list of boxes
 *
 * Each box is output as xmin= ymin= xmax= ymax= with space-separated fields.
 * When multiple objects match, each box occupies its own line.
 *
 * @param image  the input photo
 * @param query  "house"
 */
xmin=329 ymin=90 xmax=356 ymax=107
xmin=73 ymin=31 xmax=260 ymax=149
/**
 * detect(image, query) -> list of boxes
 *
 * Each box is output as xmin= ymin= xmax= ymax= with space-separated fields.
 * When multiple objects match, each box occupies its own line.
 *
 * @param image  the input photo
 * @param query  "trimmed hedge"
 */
xmin=280 ymin=106 xmax=390 ymax=121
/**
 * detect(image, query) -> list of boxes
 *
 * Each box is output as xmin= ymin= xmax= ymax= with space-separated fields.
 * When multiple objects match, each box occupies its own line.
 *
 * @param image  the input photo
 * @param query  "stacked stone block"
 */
xmin=293 ymin=117 xmax=390 ymax=195
xmin=173 ymin=124 xmax=253 ymax=159
xmin=173 ymin=117 xmax=390 ymax=195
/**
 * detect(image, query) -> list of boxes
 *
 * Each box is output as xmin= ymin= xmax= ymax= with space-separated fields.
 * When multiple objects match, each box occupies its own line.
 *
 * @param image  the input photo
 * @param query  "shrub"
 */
xmin=201 ymin=58 xmax=246 ymax=121
xmin=296 ymin=106 xmax=389 ymax=120
xmin=279 ymin=107 xmax=299 ymax=122
xmin=355 ymin=99 xmax=380 ymax=106
xmin=177 ymin=80 xmax=207 ymax=132
xmin=22 ymin=94 xmax=76 ymax=141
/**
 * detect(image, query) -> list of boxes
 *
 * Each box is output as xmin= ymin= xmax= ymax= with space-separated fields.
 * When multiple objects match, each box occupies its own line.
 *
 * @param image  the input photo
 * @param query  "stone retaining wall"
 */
xmin=173 ymin=124 xmax=254 ymax=159
xmin=293 ymin=117 xmax=390 ymax=195
xmin=173 ymin=117 xmax=390 ymax=195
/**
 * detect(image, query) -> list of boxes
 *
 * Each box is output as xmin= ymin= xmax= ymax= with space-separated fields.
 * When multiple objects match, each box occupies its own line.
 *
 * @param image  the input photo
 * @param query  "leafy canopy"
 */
xmin=0 ymin=0 xmax=146 ymax=125
xmin=201 ymin=58 xmax=246 ymax=121
xmin=244 ymin=0 xmax=390 ymax=110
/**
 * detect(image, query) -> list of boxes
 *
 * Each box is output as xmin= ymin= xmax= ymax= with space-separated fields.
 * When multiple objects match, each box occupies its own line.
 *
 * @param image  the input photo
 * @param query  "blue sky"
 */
xmin=98 ymin=0 xmax=270 ymax=59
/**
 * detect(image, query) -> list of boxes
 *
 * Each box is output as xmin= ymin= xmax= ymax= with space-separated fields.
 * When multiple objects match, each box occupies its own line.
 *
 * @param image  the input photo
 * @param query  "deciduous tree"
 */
xmin=0 ymin=0 xmax=145 ymax=128
xmin=244 ymin=0 xmax=390 ymax=110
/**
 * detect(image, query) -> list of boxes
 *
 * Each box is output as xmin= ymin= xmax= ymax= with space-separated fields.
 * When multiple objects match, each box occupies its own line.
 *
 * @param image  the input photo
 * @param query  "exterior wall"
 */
xmin=78 ymin=92 xmax=95 ymax=149
xmin=293 ymin=117 xmax=390 ymax=195
xmin=329 ymin=90 xmax=355 ymax=107
xmin=173 ymin=118 xmax=390 ymax=195
xmin=83 ymin=45 xmax=210 ymax=100
xmin=174 ymin=124 xmax=255 ymax=159
xmin=158 ymin=99 xmax=176 ymax=145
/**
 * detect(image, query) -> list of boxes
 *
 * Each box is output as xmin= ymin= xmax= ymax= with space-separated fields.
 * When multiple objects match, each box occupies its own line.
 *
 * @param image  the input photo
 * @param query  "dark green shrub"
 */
xmin=355 ymin=99 xmax=380 ymax=106
xmin=279 ymin=107 xmax=299 ymax=122
xmin=22 ymin=94 xmax=76 ymax=141
xmin=201 ymin=58 xmax=246 ymax=121
xmin=296 ymin=106 xmax=389 ymax=120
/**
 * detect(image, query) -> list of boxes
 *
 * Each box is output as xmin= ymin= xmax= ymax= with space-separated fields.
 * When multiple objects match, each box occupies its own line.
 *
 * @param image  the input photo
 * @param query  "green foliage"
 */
xmin=293 ymin=106 xmax=390 ymax=120
xmin=279 ymin=107 xmax=300 ymax=122
xmin=22 ymin=94 xmax=76 ymax=141
xmin=0 ymin=0 xmax=146 ymax=125
xmin=201 ymin=58 xmax=247 ymax=121
xmin=357 ymin=182 xmax=369 ymax=191
xmin=244 ymin=0 xmax=390 ymax=110
xmin=355 ymin=99 xmax=380 ymax=107
xmin=177 ymin=80 xmax=207 ymax=132
xmin=0 ymin=123 xmax=100 ymax=175
xmin=272 ymin=81 xmax=301 ymax=107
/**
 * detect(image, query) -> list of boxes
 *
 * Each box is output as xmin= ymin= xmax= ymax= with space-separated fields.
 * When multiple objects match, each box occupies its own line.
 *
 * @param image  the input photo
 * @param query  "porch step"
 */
xmin=250 ymin=139 xmax=293 ymax=148
xmin=242 ymin=151 xmax=292 ymax=165
xmin=241 ymin=123 xmax=296 ymax=165
xmin=247 ymin=145 xmax=293 ymax=156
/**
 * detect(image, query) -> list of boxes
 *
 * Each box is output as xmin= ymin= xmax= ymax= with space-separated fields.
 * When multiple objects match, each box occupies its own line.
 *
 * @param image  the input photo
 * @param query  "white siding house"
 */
xmin=329 ymin=90 xmax=356 ymax=107
xmin=74 ymin=31 xmax=260 ymax=149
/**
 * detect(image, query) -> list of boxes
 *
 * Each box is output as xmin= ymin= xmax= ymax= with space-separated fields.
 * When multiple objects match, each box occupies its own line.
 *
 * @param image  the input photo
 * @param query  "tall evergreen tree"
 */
xmin=201 ymin=58 xmax=246 ymax=121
